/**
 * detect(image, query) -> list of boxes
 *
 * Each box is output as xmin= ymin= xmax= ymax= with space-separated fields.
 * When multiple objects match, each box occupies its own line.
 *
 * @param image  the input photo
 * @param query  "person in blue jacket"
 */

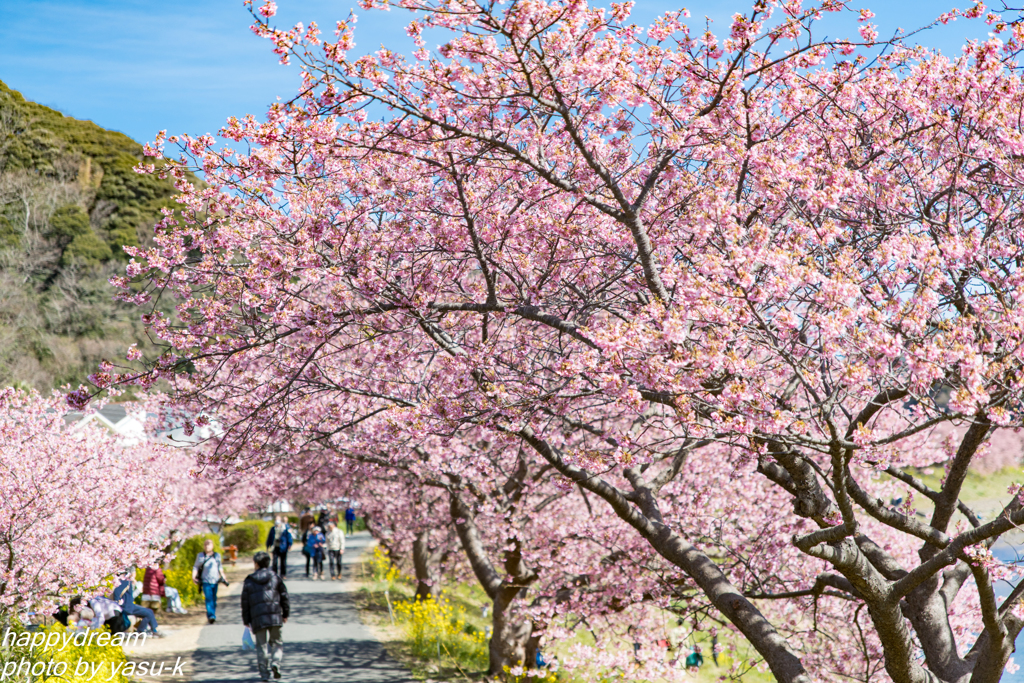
xmin=304 ymin=526 xmax=326 ymax=580
xmin=265 ymin=518 xmax=293 ymax=577
xmin=112 ymin=569 xmax=163 ymax=637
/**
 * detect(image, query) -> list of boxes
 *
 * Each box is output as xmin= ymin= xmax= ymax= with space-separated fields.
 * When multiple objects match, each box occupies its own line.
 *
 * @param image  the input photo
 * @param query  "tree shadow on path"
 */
xmin=192 ymin=639 xmax=413 ymax=683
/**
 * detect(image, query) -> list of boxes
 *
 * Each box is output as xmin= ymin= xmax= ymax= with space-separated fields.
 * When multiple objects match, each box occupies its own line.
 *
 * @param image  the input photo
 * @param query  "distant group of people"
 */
xmin=628 ymin=620 xmax=719 ymax=672
xmin=264 ymin=505 xmax=355 ymax=581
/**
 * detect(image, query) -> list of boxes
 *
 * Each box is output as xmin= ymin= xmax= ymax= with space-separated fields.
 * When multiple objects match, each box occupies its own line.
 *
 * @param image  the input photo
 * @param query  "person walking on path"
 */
xmin=301 ymin=524 xmax=312 ymax=578
xmin=305 ymin=525 xmax=326 ymax=580
xmin=325 ymin=521 xmax=345 ymax=580
xmin=113 ymin=569 xmax=164 ymax=637
xmin=265 ymin=515 xmax=282 ymax=549
xmin=299 ymin=508 xmax=315 ymax=534
xmin=300 ymin=509 xmax=315 ymax=578
xmin=266 ymin=518 xmax=293 ymax=577
xmin=344 ymin=506 xmax=356 ymax=534
xmin=242 ymin=551 xmax=290 ymax=682
xmin=192 ymin=539 xmax=227 ymax=624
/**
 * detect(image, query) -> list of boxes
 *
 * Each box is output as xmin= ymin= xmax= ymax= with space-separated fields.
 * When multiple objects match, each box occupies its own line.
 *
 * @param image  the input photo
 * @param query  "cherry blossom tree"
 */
xmin=92 ymin=0 xmax=1024 ymax=680
xmin=0 ymin=388 xmax=202 ymax=616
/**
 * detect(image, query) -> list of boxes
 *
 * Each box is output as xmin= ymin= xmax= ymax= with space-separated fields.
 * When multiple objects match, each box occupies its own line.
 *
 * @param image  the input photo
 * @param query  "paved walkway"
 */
xmin=126 ymin=532 xmax=412 ymax=683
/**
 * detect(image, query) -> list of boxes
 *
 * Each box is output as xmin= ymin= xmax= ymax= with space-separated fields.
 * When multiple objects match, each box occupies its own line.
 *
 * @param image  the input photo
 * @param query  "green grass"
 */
xmin=905 ymin=465 xmax=1024 ymax=522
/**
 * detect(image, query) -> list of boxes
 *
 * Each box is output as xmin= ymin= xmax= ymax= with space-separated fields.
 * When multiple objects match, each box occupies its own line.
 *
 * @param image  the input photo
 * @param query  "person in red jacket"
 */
xmin=141 ymin=564 xmax=166 ymax=612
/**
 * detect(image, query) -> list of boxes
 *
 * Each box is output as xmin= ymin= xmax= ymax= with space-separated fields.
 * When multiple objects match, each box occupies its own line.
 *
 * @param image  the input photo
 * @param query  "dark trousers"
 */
xmin=345 ymin=520 xmax=354 ymax=534
xmin=328 ymin=550 xmax=343 ymax=577
xmin=272 ymin=548 xmax=288 ymax=576
xmin=124 ymin=604 xmax=158 ymax=633
xmin=312 ymin=551 xmax=324 ymax=575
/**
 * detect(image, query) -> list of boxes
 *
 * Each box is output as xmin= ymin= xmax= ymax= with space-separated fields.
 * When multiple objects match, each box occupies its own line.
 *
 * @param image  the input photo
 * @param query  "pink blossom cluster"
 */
xmin=0 ymin=389 xmax=206 ymax=615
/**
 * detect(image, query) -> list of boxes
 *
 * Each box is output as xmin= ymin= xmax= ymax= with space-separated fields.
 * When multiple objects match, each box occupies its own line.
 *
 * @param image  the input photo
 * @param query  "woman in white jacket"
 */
xmin=325 ymin=522 xmax=346 ymax=580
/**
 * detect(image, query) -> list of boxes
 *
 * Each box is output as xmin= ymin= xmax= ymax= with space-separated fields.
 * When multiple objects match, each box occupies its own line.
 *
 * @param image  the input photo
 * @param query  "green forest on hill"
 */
xmin=0 ymin=80 xmax=187 ymax=390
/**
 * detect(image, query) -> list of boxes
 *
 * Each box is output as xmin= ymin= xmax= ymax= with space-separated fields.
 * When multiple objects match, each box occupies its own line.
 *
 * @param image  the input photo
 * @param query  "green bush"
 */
xmin=223 ymin=520 xmax=274 ymax=554
xmin=48 ymin=205 xmax=89 ymax=243
xmin=61 ymin=230 xmax=112 ymax=266
xmin=0 ymin=215 xmax=19 ymax=248
xmin=103 ymin=206 xmax=143 ymax=256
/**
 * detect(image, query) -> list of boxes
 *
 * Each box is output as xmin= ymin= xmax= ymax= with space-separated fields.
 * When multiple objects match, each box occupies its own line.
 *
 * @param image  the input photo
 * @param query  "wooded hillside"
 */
xmin=0 ymin=80 xmax=184 ymax=389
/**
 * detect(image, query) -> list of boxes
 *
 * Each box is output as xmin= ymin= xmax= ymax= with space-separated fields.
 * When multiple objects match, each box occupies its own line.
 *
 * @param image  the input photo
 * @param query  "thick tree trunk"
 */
xmin=412 ymin=530 xmax=438 ymax=601
xmin=487 ymin=586 xmax=534 ymax=676
xmin=449 ymin=490 xmax=538 ymax=679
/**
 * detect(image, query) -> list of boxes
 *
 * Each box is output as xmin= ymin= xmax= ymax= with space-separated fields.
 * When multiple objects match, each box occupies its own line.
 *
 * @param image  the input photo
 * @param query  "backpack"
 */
xmin=105 ymin=611 xmax=130 ymax=635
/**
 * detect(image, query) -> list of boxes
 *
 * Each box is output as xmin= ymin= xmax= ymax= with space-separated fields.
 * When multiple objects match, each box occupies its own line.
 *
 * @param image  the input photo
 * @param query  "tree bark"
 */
xmin=449 ymin=491 xmax=538 ymax=677
xmin=412 ymin=530 xmax=438 ymax=601
xmin=489 ymin=584 xmax=534 ymax=675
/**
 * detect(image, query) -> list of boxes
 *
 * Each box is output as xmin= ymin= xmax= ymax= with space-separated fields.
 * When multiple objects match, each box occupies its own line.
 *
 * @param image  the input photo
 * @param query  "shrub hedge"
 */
xmin=223 ymin=520 xmax=274 ymax=554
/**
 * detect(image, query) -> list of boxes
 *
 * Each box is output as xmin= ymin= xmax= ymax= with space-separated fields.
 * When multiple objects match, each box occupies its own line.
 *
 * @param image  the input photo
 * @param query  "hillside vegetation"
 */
xmin=0 ymin=80 xmax=187 ymax=390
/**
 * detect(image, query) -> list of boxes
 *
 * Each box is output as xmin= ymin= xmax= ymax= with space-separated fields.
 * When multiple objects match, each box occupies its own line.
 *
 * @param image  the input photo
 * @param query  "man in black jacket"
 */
xmin=242 ymin=551 xmax=290 ymax=681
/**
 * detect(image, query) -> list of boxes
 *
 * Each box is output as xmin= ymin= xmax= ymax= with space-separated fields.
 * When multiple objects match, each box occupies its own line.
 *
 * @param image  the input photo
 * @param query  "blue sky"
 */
xmin=0 ymin=0 xmax=997 ymax=146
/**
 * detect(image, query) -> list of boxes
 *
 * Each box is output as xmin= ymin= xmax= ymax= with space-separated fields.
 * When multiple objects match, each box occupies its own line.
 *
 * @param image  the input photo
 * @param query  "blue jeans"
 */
xmin=124 ymin=604 xmax=157 ymax=633
xmin=202 ymin=582 xmax=219 ymax=620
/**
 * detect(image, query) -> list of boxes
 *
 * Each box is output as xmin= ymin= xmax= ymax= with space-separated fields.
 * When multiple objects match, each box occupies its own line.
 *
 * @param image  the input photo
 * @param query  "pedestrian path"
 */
xmin=126 ymin=532 xmax=412 ymax=683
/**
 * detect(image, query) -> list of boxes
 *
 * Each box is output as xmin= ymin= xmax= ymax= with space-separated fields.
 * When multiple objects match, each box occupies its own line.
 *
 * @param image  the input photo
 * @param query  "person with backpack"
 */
xmin=325 ymin=521 xmax=345 ymax=580
xmin=242 ymin=551 xmax=290 ymax=682
xmin=304 ymin=526 xmax=326 ymax=580
xmin=266 ymin=519 xmax=292 ymax=577
xmin=192 ymin=539 xmax=227 ymax=624
xmin=113 ymin=569 xmax=164 ymax=637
